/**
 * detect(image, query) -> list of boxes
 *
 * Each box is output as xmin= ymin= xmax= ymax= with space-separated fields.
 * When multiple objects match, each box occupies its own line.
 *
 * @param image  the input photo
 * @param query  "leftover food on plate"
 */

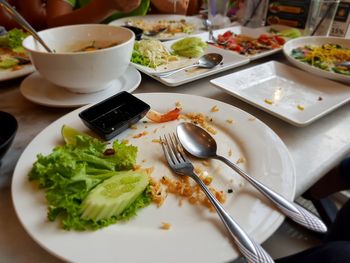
xmin=0 ymin=28 xmax=30 ymax=71
xmin=30 ymin=104 xmax=238 ymax=231
xmin=71 ymin=40 xmax=121 ymax=52
xmin=131 ymin=37 xmax=208 ymax=69
xmin=291 ymin=43 xmax=350 ymax=75
xmin=126 ymin=18 xmax=195 ymax=36
xmin=209 ymin=31 xmax=286 ymax=55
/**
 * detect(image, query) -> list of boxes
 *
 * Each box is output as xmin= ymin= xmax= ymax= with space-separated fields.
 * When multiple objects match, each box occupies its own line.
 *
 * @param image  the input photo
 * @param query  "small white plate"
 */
xmin=211 ymin=61 xmax=350 ymax=126
xmin=283 ymin=36 xmax=350 ymax=84
xmin=202 ymin=25 xmax=299 ymax=61
xmin=109 ymin=14 xmax=205 ymax=41
xmin=0 ymin=64 xmax=35 ymax=82
xmin=131 ymin=35 xmax=249 ymax=86
xmin=20 ymin=66 xmax=141 ymax=108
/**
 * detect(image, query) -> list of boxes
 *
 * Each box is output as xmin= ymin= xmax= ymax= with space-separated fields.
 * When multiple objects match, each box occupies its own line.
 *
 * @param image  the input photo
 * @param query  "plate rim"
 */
xmin=19 ymin=66 xmax=141 ymax=108
xmin=0 ymin=64 xmax=35 ymax=82
xmin=283 ymin=36 xmax=350 ymax=83
xmin=11 ymin=92 xmax=296 ymax=262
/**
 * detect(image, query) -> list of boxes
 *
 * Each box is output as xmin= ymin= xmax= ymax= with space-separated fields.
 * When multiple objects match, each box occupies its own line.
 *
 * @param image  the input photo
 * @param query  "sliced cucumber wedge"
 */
xmin=81 ymin=170 xmax=149 ymax=221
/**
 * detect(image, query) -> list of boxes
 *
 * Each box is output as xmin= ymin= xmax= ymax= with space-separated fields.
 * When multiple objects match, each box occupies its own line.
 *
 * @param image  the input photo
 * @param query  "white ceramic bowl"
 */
xmin=283 ymin=36 xmax=350 ymax=84
xmin=23 ymin=24 xmax=134 ymax=93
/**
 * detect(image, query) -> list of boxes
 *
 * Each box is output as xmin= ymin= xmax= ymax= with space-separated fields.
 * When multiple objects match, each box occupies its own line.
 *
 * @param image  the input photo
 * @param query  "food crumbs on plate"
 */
xmin=132 ymin=131 xmax=148 ymax=139
xmin=142 ymin=159 xmax=146 ymax=163
xmin=264 ymin=99 xmax=274 ymax=105
xmin=236 ymin=157 xmax=245 ymax=164
xmin=144 ymin=125 xmax=148 ymax=128
xmin=227 ymin=189 xmax=233 ymax=193
xmin=130 ymin=124 xmax=138 ymax=130
xmin=161 ymin=222 xmax=171 ymax=230
xmin=226 ymin=119 xmax=234 ymax=124
xmin=181 ymin=113 xmax=217 ymax=135
xmin=201 ymin=160 xmax=210 ymax=167
xmin=228 ymin=149 xmax=233 ymax=156
xmin=12 ymin=65 xmax=23 ymax=71
xmin=248 ymin=117 xmax=256 ymax=121
xmin=211 ymin=105 xmax=219 ymax=112
xmin=153 ymin=128 xmax=158 ymax=134
xmin=297 ymin=104 xmax=305 ymax=111
xmin=152 ymin=138 xmax=162 ymax=143
xmin=318 ymin=96 xmax=323 ymax=101
xmin=142 ymin=120 xmax=148 ymax=123
xmin=175 ymin=101 xmax=182 ymax=109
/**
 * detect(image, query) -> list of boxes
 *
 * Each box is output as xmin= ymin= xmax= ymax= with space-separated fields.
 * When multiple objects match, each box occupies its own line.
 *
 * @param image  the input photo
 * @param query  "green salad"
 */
xmin=29 ymin=126 xmax=151 ymax=231
xmin=0 ymin=28 xmax=30 ymax=69
xmin=131 ymin=37 xmax=208 ymax=68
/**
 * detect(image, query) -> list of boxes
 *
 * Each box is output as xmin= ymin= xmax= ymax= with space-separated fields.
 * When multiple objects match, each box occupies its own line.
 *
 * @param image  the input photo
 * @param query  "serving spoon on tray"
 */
xmin=151 ymin=53 xmax=223 ymax=78
xmin=177 ymin=122 xmax=328 ymax=234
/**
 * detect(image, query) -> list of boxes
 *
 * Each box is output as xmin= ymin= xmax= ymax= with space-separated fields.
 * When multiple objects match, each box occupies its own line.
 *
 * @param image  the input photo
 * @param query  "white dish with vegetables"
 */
xmin=0 ymin=28 xmax=34 ymax=81
xmin=201 ymin=24 xmax=303 ymax=61
xmin=12 ymin=93 xmax=295 ymax=263
xmin=109 ymin=14 xmax=205 ymax=41
xmin=130 ymin=36 xmax=249 ymax=86
xmin=283 ymin=36 xmax=350 ymax=84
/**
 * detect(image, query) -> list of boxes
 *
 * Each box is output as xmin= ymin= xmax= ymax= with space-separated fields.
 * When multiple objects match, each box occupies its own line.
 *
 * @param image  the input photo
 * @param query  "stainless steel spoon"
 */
xmin=176 ymin=122 xmax=328 ymax=234
xmin=0 ymin=0 xmax=54 ymax=53
xmin=152 ymin=53 xmax=223 ymax=78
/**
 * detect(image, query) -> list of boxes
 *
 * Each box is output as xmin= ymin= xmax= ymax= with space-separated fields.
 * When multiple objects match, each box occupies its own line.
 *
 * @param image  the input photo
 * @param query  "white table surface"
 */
xmin=0 ymin=53 xmax=349 ymax=262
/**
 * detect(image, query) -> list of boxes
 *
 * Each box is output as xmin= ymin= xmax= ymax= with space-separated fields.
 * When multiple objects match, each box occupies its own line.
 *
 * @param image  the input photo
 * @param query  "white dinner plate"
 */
xmin=109 ymin=14 xmax=205 ymax=41
xmin=19 ymin=66 xmax=141 ymax=108
xmin=203 ymin=25 xmax=302 ymax=61
xmin=131 ymin=35 xmax=249 ymax=86
xmin=0 ymin=64 xmax=35 ymax=82
xmin=283 ymin=36 xmax=350 ymax=84
xmin=12 ymin=93 xmax=295 ymax=263
xmin=211 ymin=61 xmax=350 ymax=127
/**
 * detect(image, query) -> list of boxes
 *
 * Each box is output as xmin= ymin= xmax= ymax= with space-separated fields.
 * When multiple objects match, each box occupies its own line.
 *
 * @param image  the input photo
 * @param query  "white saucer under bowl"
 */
xmin=20 ymin=66 xmax=141 ymax=108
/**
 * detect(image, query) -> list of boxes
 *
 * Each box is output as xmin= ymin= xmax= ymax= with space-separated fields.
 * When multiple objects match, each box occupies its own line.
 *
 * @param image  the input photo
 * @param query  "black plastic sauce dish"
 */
xmin=79 ymin=92 xmax=150 ymax=141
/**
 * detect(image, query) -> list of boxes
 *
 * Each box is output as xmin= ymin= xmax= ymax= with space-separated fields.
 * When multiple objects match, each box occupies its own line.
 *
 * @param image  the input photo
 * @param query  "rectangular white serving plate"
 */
xmin=210 ymin=61 xmax=350 ymax=127
xmin=130 ymin=34 xmax=250 ymax=87
xmin=201 ymin=24 xmax=301 ymax=61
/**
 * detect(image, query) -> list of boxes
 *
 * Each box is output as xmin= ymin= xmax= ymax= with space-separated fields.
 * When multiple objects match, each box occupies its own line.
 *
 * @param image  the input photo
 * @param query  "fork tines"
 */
xmin=160 ymin=133 xmax=190 ymax=166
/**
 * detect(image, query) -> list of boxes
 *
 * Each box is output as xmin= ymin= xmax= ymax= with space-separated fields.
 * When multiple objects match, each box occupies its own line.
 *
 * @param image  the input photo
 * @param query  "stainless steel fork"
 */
xmin=160 ymin=133 xmax=274 ymax=263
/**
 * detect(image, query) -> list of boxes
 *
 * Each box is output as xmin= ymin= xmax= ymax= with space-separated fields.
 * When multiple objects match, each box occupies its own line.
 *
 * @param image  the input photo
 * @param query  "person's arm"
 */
xmin=46 ymin=0 xmax=141 ymax=28
xmin=150 ymin=0 xmax=189 ymax=15
xmin=0 ymin=0 xmax=47 ymax=30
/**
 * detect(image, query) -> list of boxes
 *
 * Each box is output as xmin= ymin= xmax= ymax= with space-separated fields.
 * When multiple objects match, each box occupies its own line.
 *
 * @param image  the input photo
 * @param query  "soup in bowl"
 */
xmin=23 ymin=24 xmax=135 ymax=93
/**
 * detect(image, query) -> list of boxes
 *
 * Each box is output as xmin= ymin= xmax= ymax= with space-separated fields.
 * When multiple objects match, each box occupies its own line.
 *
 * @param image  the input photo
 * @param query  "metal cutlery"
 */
xmin=176 ymin=122 xmax=328 ymax=234
xmin=160 ymin=133 xmax=274 ymax=263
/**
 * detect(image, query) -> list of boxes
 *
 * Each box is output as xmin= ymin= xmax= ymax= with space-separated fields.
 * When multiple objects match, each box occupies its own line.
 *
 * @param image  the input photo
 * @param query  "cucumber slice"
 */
xmin=80 ymin=170 xmax=149 ymax=221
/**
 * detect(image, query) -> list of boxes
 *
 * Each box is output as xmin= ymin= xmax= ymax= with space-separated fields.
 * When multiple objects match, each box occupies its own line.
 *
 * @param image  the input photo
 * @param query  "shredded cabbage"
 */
xmin=131 ymin=39 xmax=177 ymax=68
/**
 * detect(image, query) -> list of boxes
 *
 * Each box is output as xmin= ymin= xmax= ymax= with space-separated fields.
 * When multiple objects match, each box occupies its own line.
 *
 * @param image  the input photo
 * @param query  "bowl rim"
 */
xmin=283 ymin=35 xmax=350 ymax=82
xmin=22 ymin=24 xmax=135 ymax=55
xmin=0 ymin=111 xmax=18 ymax=148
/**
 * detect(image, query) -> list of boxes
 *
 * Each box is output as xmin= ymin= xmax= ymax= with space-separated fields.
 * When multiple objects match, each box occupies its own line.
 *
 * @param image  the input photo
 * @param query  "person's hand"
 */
xmin=109 ymin=0 xmax=141 ymax=13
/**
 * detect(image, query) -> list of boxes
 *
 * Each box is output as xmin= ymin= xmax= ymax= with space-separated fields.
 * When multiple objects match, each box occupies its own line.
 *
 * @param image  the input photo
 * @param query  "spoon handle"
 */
xmin=190 ymin=172 xmax=274 ymax=263
xmin=0 ymin=0 xmax=53 ymax=53
xmin=152 ymin=63 xmax=198 ymax=78
xmin=216 ymin=155 xmax=328 ymax=234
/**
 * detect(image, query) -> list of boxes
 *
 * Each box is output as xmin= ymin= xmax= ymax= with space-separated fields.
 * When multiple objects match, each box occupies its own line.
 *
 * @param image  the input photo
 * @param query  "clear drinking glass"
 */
xmin=304 ymin=0 xmax=340 ymax=36
xmin=237 ymin=0 xmax=269 ymax=28
xmin=208 ymin=0 xmax=230 ymax=29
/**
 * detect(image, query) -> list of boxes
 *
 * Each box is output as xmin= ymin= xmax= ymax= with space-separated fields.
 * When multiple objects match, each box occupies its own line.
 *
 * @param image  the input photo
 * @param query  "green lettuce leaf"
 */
xmin=29 ymin=126 xmax=150 ymax=230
